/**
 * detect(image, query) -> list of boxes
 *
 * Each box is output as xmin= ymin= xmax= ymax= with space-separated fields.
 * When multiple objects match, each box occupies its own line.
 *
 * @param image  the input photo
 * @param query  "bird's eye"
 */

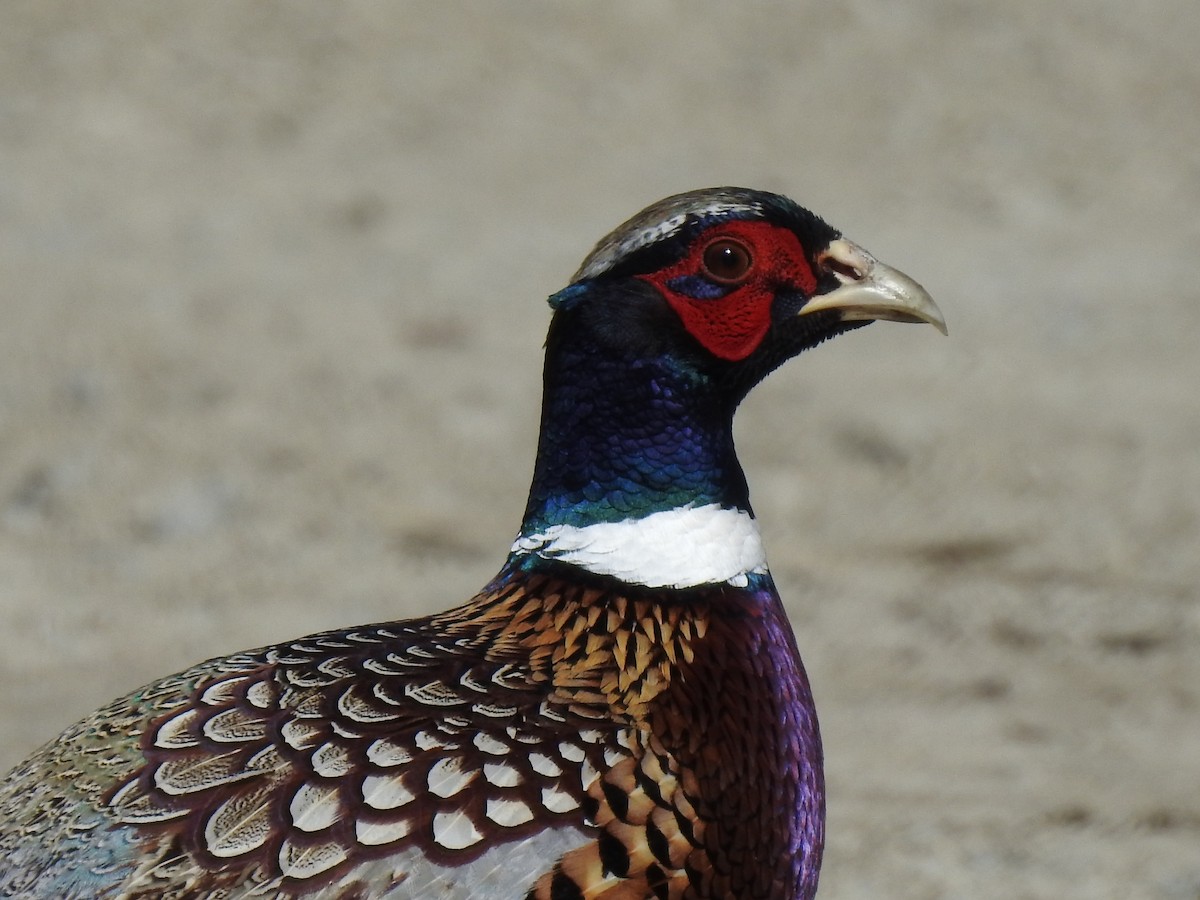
xmin=701 ymin=238 xmax=753 ymax=285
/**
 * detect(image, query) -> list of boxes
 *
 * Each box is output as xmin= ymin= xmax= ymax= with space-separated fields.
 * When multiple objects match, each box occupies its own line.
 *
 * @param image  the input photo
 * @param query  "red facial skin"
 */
xmin=639 ymin=220 xmax=819 ymax=362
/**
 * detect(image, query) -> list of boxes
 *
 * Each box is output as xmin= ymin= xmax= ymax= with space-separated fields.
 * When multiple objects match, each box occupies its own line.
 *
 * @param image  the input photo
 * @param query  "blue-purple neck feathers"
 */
xmin=519 ymin=294 xmax=751 ymax=538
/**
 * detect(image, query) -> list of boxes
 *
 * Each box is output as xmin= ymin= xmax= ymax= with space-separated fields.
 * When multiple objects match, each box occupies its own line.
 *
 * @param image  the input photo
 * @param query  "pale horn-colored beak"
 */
xmin=800 ymin=238 xmax=947 ymax=335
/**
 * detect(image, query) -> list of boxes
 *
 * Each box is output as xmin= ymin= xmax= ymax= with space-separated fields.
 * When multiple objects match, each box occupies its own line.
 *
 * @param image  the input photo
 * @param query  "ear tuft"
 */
xmin=547 ymin=283 xmax=589 ymax=311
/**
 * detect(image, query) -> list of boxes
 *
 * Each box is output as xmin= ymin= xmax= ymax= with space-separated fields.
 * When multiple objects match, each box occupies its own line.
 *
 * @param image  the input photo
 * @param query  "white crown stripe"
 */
xmin=512 ymin=504 xmax=769 ymax=589
xmin=575 ymin=197 xmax=765 ymax=280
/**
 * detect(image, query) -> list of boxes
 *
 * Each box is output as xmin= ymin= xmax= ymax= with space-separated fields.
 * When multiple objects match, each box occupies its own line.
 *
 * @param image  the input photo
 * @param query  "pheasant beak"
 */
xmin=801 ymin=239 xmax=947 ymax=335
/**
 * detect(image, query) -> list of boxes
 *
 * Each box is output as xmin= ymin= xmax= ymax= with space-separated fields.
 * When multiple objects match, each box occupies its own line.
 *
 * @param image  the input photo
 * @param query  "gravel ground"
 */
xmin=1 ymin=4 xmax=1198 ymax=897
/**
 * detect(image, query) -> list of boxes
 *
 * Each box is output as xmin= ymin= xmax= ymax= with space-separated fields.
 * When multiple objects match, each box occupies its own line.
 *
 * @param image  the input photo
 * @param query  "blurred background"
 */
xmin=1 ymin=3 xmax=1197 ymax=897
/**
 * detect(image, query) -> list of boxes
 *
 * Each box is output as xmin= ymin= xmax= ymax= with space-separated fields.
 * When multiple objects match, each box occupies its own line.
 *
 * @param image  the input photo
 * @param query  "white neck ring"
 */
xmin=512 ymin=503 xmax=768 ymax=589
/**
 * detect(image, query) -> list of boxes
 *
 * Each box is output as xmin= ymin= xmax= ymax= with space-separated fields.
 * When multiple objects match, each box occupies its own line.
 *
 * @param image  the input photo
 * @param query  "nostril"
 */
xmin=818 ymin=239 xmax=877 ymax=286
xmin=819 ymin=254 xmax=863 ymax=284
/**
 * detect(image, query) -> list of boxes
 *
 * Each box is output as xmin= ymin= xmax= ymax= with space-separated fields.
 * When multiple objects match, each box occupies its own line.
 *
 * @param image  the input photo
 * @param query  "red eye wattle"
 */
xmin=641 ymin=220 xmax=810 ymax=361
xmin=701 ymin=238 xmax=753 ymax=285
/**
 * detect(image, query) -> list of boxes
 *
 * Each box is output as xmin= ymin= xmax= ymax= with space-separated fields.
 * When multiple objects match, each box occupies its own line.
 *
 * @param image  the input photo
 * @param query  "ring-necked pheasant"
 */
xmin=0 ymin=187 xmax=944 ymax=899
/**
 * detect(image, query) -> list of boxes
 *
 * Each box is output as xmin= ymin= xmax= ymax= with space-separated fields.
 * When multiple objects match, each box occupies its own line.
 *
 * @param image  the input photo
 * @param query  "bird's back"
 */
xmin=0 ymin=565 xmax=821 ymax=898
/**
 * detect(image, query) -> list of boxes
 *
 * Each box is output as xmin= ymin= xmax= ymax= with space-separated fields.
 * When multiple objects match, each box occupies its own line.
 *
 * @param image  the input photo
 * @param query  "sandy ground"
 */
xmin=1 ymin=4 xmax=1198 ymax=897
